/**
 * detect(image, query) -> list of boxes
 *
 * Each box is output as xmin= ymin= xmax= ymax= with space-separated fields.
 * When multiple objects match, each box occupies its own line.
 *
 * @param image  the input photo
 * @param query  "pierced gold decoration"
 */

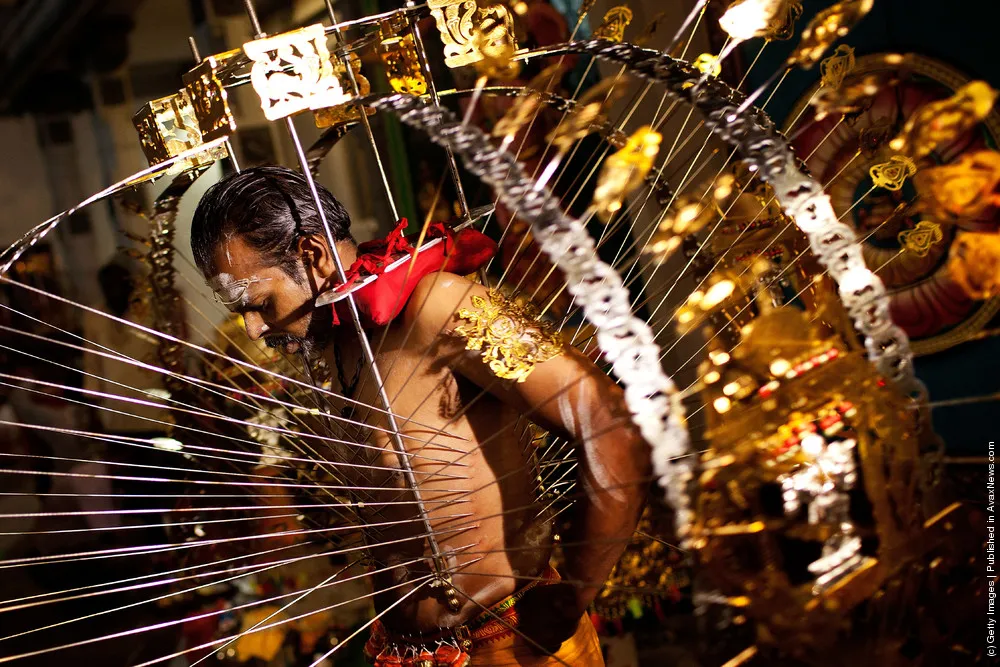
xmin=693 ymin=53 xmax=722 ymax=78
xmin=243 ymin=24 xmax=351 ymax=122
xmin=787 ymin=0 xmax=875 ymax=69
xmin=889 ymin=81 xmax=999 ymax=160
xmin=456 ymin=290 xmax=564 ymax=382
xmin=378 ymin=22 xmax=427 ymax=96
xmin=132 ymin=91 xmax=225 ymax=171
xmin=898 ymin=221 xmax=944 ymax=257
xmin=869 ymin=155 xmax=917 ymax=191
xmin=593 ymin=126 xmax=662 ymax=222
xmin=718 ymin=0 xmax=789 ymax=42
xmin=644 ymin=196 xmax=719 ymax=264
xmin=948 ymin=232 xmax=1000 ymax=299
xmin=592 ymin=6 xmax=633 ymax=43
xmin=914 ymin=150 xmax=1000 ymax=222
xmin=545 ymin=78 xmax=624 ymax=154
xmin=428 ymin=0 xmax=517 ymax=68
xmin=820 ymin=44 xmax=855 ymax=90
xmin=313 ymin=52 xmax=375 ymax=128
xmin=182 ymin=51 xmax=239 ymax=142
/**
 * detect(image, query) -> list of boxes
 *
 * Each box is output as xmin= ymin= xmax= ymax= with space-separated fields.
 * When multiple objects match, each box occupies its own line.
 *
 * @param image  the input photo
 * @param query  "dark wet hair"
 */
xmin=190 ymin=165 xmax=353 ymax=278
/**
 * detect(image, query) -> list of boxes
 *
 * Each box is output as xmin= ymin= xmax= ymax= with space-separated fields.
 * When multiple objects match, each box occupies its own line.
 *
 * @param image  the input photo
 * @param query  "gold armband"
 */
xmin=455 ymin=290 xmax=564 ymax=382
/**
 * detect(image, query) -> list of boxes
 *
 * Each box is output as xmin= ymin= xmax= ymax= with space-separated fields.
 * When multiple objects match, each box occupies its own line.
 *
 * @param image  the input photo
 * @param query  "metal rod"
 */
xmin=325 ymin=0 xmax=398 ymax=220
xmin=241 ymin=0 xmax=450 ymax=576
xmin=406 ymin=0 xmax=470 ymax=220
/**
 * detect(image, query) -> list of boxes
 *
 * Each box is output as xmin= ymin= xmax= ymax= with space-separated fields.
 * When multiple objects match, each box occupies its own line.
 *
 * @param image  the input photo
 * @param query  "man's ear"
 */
xmin=297 ymin=235 xmax=337 ymax=287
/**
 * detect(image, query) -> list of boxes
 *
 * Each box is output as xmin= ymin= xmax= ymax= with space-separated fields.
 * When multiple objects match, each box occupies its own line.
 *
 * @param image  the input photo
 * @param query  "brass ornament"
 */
xmin=718 ymin=0 xmax=790 ymax=42
xmin=763 ymin=0 xmax=803 ymax=41
xmin=377 ymin=21 xmax=427 ymax=96
xmin=132 ymin=91 xmax=225 ymax=171
xmin=182 ymin=51 xmax=240 ymax=142
xmin=819 ymin=44 xmax=856 ymax=90
xmin=897 ymin=221 xmax=944 ymax=257
xmin=869 ymin=155 xmax=917 ymax=191
xmin=592 ymin=6 xmax=633 ymax=43
xmin=471 ymin=20 xmax=521 ymax=81
xmin=243 ymin=24 xmax=352 ymax=122
xmin=889 ymin=81 xmax=999 ymax=160
xmin=913 ymin=150 xmax=1000 ymax=222
xmin=810 ymin=72 xmax=882 ymax=121
xmin=787 ymin=0 xmax=875 ymax=69
xmin=428 ymin=0 xmax=517 ymax=68
xmin=455 ymin=290 xmax=564 ymax=382
xmin=948 ymin=232 xmax=1000 ymax=299
xmin=593 ymin=126 xmax=662 ymax=222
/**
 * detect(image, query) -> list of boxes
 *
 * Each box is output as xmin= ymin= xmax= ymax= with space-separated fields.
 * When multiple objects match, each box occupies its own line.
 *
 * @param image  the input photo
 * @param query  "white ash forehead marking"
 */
xmin=209 ymin=272 xmax=269 ymax=309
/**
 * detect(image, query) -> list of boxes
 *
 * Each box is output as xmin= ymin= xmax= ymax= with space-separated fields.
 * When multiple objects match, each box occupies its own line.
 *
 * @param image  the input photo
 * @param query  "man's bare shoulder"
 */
xmin=401 ymin=272 xmax=486 ymax=345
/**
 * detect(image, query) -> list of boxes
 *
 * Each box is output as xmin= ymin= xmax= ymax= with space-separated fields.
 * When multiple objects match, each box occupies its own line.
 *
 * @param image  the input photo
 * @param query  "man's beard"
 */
xmin=264 ymin=305 xmax=334 ymax=360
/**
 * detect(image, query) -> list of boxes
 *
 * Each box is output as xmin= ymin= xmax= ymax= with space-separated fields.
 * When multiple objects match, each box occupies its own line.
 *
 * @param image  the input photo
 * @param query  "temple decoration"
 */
xmin=763 ymin=0 xmax=803 ymax=41
xmin=593 ymin=126 xmax=662 ymax=222
xmin=890 ymin=81 xmax=999 ymax=160
xmin=244 ymin=24 xmax=352 ymax=121
xmin=810 ymin=71 xmax=882 ymax=121
xmin=132 ymin=91 xmax=224 ymax=171
xmin=913 ymin=150 xmax=1000 ymax=222
xmin=897 ymin=221 xmax=943 ymax=257
xmin=948 ymin=231 xmax=1000 ymax=299
xmin=545 ymin=79 xmax=623 ymax=154
xmin=869 ymin=155 xmax=917 ymax=191
xmin=377 ymin=20 xmax=427 ymax=96
xmin=428 ymin=0 xmax=517 ymax=68
xmin=182 ymin=50 xmax=240 ymax=141
xmin=471 ymin=21 xmax=521 ymax=80
xmin=819 ymin=44 xmax=855 ymax=90
xmin=592 ymin=6 xmax=633 ymax=43
xmin=787 ymin=0 xmax=875 ymax=68
xmin=455 ymin=290 xmax=564 ymax=382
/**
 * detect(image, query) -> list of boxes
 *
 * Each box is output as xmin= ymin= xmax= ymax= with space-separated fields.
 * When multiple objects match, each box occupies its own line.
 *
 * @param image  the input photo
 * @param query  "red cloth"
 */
xmin=331 ymin=219 xmax=496 ymax=327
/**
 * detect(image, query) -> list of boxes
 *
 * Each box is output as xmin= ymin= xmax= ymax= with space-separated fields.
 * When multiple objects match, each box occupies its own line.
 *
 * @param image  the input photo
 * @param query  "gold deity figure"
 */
xmin=427 ymin=0 xmax=517 ymax=68
xmin=592 ymin=6 xmax=633 ymax=43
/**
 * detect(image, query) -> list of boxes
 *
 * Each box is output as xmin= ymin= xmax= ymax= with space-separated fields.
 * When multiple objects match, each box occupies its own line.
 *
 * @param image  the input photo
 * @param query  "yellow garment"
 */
xmin=472 ymin=613 xmax=605 ymax=667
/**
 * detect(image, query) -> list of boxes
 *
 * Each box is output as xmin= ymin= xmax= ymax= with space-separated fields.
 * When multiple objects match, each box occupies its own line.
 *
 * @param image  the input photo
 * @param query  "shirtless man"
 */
xmin=191 ymin=166 xmax=650 ymax=665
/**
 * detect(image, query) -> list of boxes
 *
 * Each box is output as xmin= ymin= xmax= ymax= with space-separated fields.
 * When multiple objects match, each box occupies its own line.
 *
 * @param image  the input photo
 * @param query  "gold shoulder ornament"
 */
xmin=455 ymin=290 xmax=564 ymax=382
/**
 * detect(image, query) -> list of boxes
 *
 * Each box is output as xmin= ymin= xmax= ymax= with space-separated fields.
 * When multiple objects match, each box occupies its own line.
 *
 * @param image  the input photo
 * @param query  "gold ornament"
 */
xmin=810 ymin=72 xmax=881 ymax=121
xmin=914 ymin=150 xmax=1000 ymax=222
xmin=593 ymin=126 xmax=662 ymax=222
xmin=182 ymin=50 xmax=240 ymax=142
xmin=243 ymin=24 xmax=352 ymax=121
xmin=455 ymin=290 xmax=564 ymax=382
xmin=763 ymin=0 xmax=803 ymax=41
xmin=592 ymin=6 xmax=633 ymax=43
xmin=948 ymin=232 xmax=1000 ymax=299
xmin=787 ymin=0 xmax=875 ymax=69
xmin=869 ymin=155 xmax=917 ymax=192
xmin=820 ymin=44 xmax=855 ymax=90
xmin=545 ymin=78 xmax=624 ymax=154
xmin=428 ymin=0 xmax=517 ymax=68
xmin=132 ymin=91 xmax=226 ymax=172
xmin=472 ymin=18 xmax=521 ymax=80
xmin=378 ymin=21 xmax=427 ymax=96
xmin=890 ymin=81 xmax=999 ymax=160
xmin=313 ymin=52 xmax=375 ymax=128
xmin=718 ymin=0 xmax=789 ymax=42
xmin=693 ymin=53 xmax=722 ymax=78
xmin=897 ymin=221 xmax=943 ymax=257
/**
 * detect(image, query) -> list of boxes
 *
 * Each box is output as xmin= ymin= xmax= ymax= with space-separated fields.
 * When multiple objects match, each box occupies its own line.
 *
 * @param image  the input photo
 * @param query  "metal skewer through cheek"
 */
xmin=240 ymin=0 xmax=456 ymax=594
